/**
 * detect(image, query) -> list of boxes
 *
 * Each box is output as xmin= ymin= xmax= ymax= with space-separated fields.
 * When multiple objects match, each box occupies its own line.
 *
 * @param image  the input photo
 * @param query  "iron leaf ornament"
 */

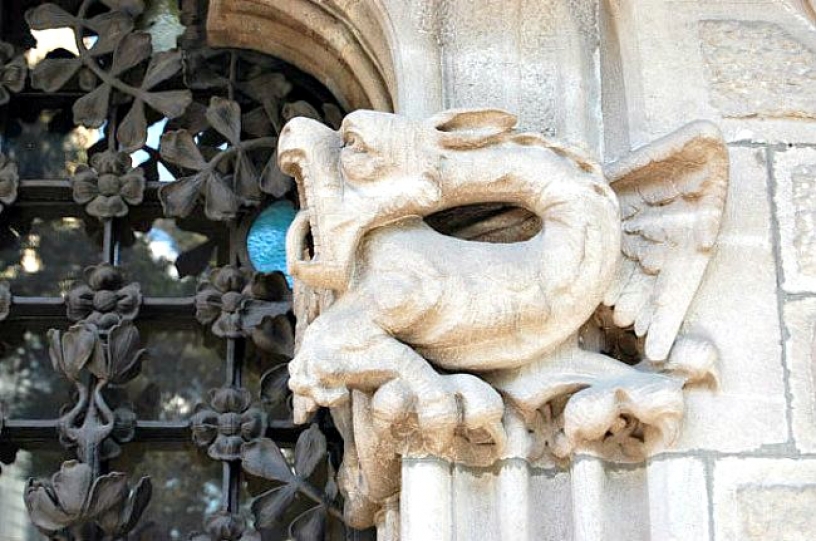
xmin=0 ymin=40 xmax=26 ymax=105
xmin=25 ymin=0 xmax=192 ymax=151
xmin=159 ymin=97 xmax=278 ymax=220
xmin=241 ymin=425 xmax=343 ymax=536
xmin=25 ymin=460 xmax=151 ymax=539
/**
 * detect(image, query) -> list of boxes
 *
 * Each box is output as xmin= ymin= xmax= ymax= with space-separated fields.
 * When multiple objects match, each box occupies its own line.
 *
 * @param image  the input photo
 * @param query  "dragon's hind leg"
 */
xmin=487 ymin=340 xmax=685 ymax=459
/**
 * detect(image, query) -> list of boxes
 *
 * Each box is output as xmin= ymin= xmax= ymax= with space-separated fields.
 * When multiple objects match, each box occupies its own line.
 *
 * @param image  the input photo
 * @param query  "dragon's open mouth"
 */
xmin=278 ymin=119 xmax=352 ymax=291
xmin=278 ymin=151 xmax=320 ymax=259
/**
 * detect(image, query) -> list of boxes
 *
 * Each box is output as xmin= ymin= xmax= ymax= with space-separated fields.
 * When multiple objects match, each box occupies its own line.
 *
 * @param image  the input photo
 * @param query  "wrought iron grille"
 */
xmin=0 ymin=1 xmax=365 ymax=539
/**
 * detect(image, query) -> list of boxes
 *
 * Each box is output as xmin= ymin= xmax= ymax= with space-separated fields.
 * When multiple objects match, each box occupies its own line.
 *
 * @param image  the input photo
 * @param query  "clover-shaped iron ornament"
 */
xmin=241 ymin=425 xmax=342 ymax=537
xmin=25 ymin=460 xmax=151 ymax=538
xmin=159 ymin=97 xmax=283 ymax=221
xmin=195 ymin=265 xmax=290 ymax=340
xmin=66 ymin=264 xmax=141 ymax=329
xmin=25 ymin=1 xmax=192 ymax=151
xmin=72 ymin=151 xmax=145 ymax=219
xmin=0 ymin=152 xmax=19 ymax=215
xmin=0 ymin=41 xmax=27 ymax=106
xmin=191 ymin=386 xmax=266 ymax=462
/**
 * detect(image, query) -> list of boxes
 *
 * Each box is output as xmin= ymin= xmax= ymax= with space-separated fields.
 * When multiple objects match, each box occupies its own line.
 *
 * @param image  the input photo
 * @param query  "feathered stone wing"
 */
xmin=602 ymin=121 xmax=729 ymax=362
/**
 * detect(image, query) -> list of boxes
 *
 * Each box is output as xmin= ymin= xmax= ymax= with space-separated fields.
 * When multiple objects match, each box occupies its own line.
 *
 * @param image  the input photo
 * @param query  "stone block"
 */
xmin=608 ymin=0 xmax=816 ymax=147
xmin=783 ymin=298 xmax=816 ymax=451
xmin=699 ymin=20 xmax=816 ymax=121
xmin=670 ymin=147 xmax=786 ymax=452
xmin=774 ymin=147 xmax=816 ymax=293
xmin=713 ymin=457 xmax=816 ymax=540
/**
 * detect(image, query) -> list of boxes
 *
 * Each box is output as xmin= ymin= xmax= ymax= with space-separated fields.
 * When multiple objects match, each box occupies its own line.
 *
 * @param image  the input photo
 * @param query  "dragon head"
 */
xmin=278 ymin=109 xmax=519 ymax=291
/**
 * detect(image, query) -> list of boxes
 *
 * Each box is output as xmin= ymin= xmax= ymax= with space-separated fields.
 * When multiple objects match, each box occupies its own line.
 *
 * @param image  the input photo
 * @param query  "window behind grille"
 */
xmin=0 ymin=1 xmax=367 ymax=539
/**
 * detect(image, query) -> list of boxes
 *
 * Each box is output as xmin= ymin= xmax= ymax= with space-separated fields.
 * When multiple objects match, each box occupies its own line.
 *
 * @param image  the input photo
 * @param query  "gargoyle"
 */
xmin=278 ymin=109 xmax=727 ymax=528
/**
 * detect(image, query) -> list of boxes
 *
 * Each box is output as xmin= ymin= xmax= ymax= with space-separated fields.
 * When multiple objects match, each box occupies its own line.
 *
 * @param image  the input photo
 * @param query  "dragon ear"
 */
xmin=430 ymin=109 xmax=517 ymax=149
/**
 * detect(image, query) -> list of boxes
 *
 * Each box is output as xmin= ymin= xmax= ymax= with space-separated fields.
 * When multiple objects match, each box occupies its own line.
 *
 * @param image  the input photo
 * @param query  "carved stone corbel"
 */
xmin=279 ymin=109 xmax=728 ymax=534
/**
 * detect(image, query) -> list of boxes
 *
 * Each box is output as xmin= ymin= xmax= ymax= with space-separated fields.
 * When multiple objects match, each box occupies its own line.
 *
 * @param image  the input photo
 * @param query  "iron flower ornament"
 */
xmin=189 ymin=511 xmax=261 ymax=541
xmin=191 ymin=386 xmax=266 ymax=462
xmin=72 ymin=151 xmax=145 ymax=219
xmin=0 ymin=40 xmax=26 ymax=105
xmin=12 ymin=2 xmax=351 ymax=536
xmin=195 ymin=265 xmax=290 ymax=340
xmin=66 ymin=264 xmax=142 ymax=329
xmin=48 ymin=320 xmax=146 ymax=460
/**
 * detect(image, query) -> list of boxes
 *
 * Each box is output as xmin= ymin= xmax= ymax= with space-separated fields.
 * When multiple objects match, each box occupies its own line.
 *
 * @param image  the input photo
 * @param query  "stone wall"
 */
xmin=392 ymin=1 xmax=816 ymax=539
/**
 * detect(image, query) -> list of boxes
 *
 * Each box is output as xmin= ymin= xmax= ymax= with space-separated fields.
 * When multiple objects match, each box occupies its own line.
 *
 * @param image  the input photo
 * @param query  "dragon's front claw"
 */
xmin=288 ymin=354 xmax=350 ymax=423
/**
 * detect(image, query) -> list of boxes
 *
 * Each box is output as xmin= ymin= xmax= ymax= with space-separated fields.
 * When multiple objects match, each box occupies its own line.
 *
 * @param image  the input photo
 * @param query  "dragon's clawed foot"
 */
xmin=547 ymin=371 xmax=685 ymax=459
xmin=288 ymin=353 xmax=351 ymax=423
xmin=368 ymin=373 xmax=507 ymax=455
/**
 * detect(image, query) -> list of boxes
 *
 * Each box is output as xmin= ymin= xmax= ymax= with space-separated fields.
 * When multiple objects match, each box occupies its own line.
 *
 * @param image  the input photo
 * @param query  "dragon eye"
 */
xmin=344 ymin=131 xmax=367 ymax=152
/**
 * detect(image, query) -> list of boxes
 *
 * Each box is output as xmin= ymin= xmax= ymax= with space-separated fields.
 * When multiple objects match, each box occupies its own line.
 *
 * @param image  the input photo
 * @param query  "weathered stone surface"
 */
xmin=402 ymin=458 xmax=573 ymax=541
xmin=713 ymin=458 xmax=816 ymax=541
xmin=786 ymin=0 xmax=816 ymax=26
xmin=433 ymin=0 xmax=601 ymax=150
xmin=527 ymin=466 xmax=573 ymax=541
xmin=606 ymin=0 xmax=816 ymax=147
xmin=783 ymin=298 xmax=816 ymax=451
xmin=774 ymin=147 xmax=816 ymax=293
xmin=569 ymin=458 xmax=651 ymax=541
xmin=699 ymin=20 xmax=816 ymax=120
xmin=671 ymin=147 xmax=787 ymax=452
xmin=737 ymin=486 xmax=816 ymax=540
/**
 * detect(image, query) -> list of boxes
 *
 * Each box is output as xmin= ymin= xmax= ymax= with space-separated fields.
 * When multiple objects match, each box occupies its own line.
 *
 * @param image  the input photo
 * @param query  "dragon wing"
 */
xmin=602 ymin=121 xmax=729 ymax=362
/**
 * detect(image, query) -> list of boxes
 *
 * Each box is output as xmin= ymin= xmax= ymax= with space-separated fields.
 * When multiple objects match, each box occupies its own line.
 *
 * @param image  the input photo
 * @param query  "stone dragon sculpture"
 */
xmin=277 ymin=109 xmax=728 ymax=529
